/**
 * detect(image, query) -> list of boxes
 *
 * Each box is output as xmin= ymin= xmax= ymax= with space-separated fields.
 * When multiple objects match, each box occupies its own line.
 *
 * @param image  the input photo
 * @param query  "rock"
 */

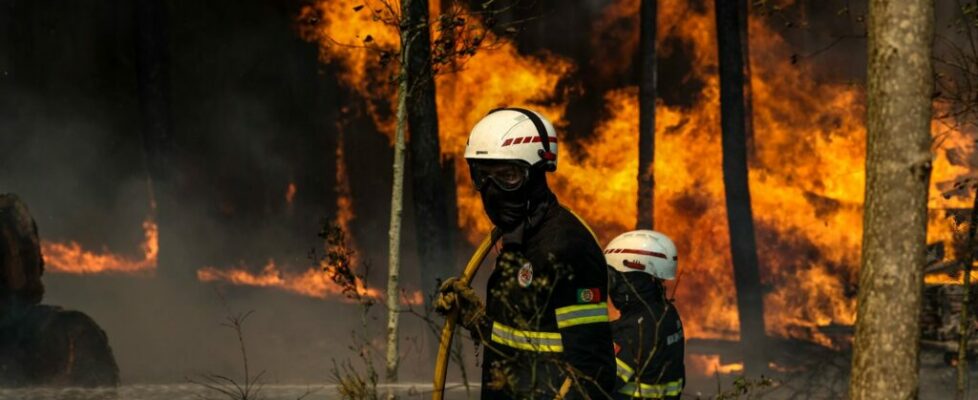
xmin=0 ymin=193 xmax=44 ymax=311
xmin=0 ymin=194 xmax=119 ymax=387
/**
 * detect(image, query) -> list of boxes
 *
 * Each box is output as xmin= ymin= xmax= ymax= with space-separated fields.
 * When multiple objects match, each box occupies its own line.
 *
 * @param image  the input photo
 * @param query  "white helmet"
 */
xmin=604 ymin=230 xmax=678 ymax=280
xmin=464 ymin=107 xmax=558 ymax=171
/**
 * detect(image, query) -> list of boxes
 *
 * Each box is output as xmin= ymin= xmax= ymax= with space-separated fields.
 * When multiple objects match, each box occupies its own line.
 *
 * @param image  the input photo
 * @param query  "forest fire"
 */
xmin=192 ymin=127 xmax=379 ymax=303
xmin=197 ymin=260 xmax=398 ymax=303
xmin=196 ymin=259 xmax=423 ymax=305
xmin=299 ymin=0 xmax=977 ymax=354
xmin=41 ymin=215 xmax=158 ymax=275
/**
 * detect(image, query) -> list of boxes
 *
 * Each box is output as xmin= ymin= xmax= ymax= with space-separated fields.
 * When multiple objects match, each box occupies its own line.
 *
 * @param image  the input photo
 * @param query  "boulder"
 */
xmin=0 ymin=194 xmax=119 ymax=387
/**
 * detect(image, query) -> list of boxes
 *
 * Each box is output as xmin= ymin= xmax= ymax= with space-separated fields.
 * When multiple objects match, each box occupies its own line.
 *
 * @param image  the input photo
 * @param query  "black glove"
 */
xmin=435 ymin=277 xmax=489 ymax=339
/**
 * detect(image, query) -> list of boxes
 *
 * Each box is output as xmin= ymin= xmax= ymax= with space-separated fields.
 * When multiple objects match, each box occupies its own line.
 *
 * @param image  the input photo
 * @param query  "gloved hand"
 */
xmin=435 ymin=277 xmax=489 ymax=338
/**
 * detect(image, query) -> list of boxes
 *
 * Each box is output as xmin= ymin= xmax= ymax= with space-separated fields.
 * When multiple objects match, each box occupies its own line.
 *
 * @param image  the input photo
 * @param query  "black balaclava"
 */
xmin=609 ymin=269 xmax=667 ymax=313
xmin=478 ymin=167 xmax=555 ymax=247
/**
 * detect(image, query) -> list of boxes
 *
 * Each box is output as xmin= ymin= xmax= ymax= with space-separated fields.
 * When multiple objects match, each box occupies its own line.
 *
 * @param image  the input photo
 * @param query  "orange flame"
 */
xmin=301 ymin=0 xmax=977 ymax=347
xmin=687 ymin=354 xmax=744 ymax=376
xmin=924 ymin=270 xmax=978 ymax=285
xmin=193 ymin=123 xmax=379 ymax=303
xmin=42 ymin=215 xmax=158 ymax=275
xmin=196 ymin=259 xmax=422 ymax=304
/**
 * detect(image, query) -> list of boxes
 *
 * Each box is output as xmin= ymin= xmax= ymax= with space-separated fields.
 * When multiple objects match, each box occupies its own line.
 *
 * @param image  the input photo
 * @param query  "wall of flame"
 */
xmin=297 ymin=0 xmax=978 ymax=348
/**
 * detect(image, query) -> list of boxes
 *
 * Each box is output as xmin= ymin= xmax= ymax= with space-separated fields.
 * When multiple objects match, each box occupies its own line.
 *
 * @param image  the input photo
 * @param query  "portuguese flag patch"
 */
xmin=576 ymin=288 xmax=601 ymax=304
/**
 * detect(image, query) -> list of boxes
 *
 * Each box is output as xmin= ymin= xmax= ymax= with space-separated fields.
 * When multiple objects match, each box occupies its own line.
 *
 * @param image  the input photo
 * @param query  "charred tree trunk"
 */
xmin=738 ymin=0 xmax=755 ymax=160
xmin=134 ymin=0 xmax=171 ymax=275
xmin=715 ymin=0 xmax=767 ymax=376
xmin=849 ymin=1 xmax=934 ymax=398
xmin=636 ymin=0 xmax=657 ymax=230
xmin=406 ymin=0 xmax=455 ymax=303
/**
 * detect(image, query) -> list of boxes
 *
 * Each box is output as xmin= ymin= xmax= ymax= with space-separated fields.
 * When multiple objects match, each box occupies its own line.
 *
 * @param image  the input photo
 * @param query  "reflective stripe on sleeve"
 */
xmin=554 ymin=303 xmax=609 ymax=329
xmin=490 ymin=321 xmax=564 ymax=352
xmin=616 ymin=357 xmax=634 ymax=382
xmin=617 ymin=378 xmax=684 ymax=398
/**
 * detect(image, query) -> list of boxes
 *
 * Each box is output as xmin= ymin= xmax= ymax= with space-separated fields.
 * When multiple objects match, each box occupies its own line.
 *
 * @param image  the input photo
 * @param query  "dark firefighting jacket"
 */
xmin=475 ymin=203 xmax=616 ymax=399
xmin=611 ymin=274 xmax=685 ymax=399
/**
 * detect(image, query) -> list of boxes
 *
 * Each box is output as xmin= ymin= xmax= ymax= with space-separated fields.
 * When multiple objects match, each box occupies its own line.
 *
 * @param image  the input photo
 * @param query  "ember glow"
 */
xmin=299 ymin=0 xmax=978 ymax=350
xmin=42 ymin=215 xmax=158 ymax=275
xmin=285 ymin=182 xmax=297 ymax=205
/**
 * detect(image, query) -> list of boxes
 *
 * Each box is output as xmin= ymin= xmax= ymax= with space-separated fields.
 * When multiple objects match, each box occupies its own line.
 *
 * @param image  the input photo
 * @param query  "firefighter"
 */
xmin=435 ymin=107 xmax=616 ymax=399
xmin=604 ymin=230 xmax=685 ymax=399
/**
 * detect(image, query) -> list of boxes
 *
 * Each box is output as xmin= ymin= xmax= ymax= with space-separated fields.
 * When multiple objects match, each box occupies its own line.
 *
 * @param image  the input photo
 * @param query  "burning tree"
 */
xmin=932 ymin=3 xmax=978 ymax=397
xmin=636 ymin=0 xmax=656 ymax=230
xmin=850 ymin=0 xmax=934 ymax=398
xmin=298 ymin=1 xmax=524 ymax=394
xmin=134 ymin=0 xmax=172 ymax=278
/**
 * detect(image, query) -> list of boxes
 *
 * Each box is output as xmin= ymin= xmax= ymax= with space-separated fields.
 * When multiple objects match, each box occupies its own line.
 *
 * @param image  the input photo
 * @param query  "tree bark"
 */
xmin=385 ymin=3 xmax=412 ymax=396
xmin=714 ymin=0 xmax=767 ymax=376
xmin=957 ymin=185 xmax=978 ymax=400
xmin=849 ymin=1 xmax=934 ymax=398
xmin=406 ymin=0 xmax=455 ymax=303
xmin=134 ymin=0 xmax=171 ymax=276
xmin=737 ymin=0 xmax=756 ymax=161
xmin=636 ymin=0 xmax=657 ymax=230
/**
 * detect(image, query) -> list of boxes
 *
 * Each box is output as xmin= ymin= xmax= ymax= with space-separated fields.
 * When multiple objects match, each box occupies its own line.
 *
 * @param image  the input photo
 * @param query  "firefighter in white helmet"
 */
xmin=435 ymin=108 xmax=615 ymax=399
xmin=605 ymin=230 xmax=685 ymax=399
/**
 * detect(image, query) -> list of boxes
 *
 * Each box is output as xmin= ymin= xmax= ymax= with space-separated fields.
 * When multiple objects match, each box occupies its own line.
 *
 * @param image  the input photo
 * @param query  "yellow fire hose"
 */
xmin=432 ymin=228 xmax=501 ymax=400
xmin=432 ymin=209 xmax=600 ymax=400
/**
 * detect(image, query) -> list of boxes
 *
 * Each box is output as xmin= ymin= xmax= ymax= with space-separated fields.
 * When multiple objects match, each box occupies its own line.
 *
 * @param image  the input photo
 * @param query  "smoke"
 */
xmin=4 ymin=0 xmax=978 ymax=387
xmin=0 ymin=0 xmax=443 ymax=384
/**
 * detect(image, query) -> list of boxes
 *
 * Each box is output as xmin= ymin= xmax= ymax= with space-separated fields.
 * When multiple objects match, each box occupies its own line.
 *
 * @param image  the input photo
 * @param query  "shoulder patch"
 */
xmin=576 ymin=288 xmax=601 ymax=304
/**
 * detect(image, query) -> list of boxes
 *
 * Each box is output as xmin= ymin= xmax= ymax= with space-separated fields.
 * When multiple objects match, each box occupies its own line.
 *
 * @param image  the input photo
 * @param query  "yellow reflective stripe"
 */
xmin=490 ymin=321 xmax=563 ymax=352
xmin=618 ymin=378 xmax=684 ymax=398
xmin=555 ymin=303 xmax=606 ymax=315
xmin=555 ymin=303 xmax=609 ymax=328
xmin=616 ymin=357 xmax=634 ymax=382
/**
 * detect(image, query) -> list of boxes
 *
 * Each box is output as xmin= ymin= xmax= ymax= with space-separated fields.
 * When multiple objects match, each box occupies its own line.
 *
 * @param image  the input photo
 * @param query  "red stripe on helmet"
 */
xmin=502 ymin=138 xmax=513 ymax=146
xmin=607 ymin=248 xmax=668 ymax=259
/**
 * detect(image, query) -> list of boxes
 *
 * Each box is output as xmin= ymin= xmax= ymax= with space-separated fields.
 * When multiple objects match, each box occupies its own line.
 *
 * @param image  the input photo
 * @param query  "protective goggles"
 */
xmin=469 ymin=161 xmax=530 ymax=192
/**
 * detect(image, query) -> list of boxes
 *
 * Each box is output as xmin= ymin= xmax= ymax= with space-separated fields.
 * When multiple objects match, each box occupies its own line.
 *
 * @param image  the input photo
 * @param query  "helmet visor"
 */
xmin=469 ymin=161 xmax=529 ymax=192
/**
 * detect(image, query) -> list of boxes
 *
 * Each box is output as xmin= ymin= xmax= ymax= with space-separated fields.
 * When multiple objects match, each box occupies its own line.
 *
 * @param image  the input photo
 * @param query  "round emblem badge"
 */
xmin=579 ymin=289 xmax=594 ymax=303
xmin=517 ymin=262 xmax=533 ymax=288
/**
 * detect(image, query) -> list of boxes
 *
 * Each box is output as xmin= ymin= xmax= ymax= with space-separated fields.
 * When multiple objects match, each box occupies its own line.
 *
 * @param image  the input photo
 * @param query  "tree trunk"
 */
xmin=714 ymin=0 xmax=767 ymax=376
xmin=385 ymin=4 xmax=413 ymax=396
xmin=636 ymin=0 xmax=657 ymax=230
xmin=406 ymin=0 xmax=455 ymax=303
xmin=849 ymin=1 xmax=934 ymax=398
xmin=737 ymin=0 xmax=756 ymax=161
xmin=957 ymin=186 xmax=978 ymax=400
xmin=134 ymin=0 xmax=171 ymax=276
